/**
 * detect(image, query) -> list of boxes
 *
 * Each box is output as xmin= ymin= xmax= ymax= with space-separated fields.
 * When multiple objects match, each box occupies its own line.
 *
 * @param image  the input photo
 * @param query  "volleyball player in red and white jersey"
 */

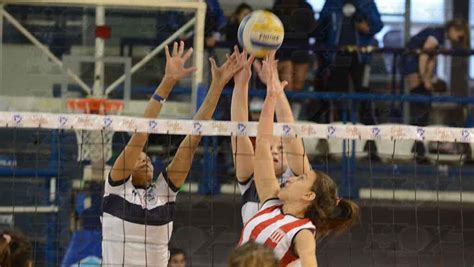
xmin=238 ymin=55 xmax=360 ymax=267
xmin=231 ymin=47 xmax=311 ymax=224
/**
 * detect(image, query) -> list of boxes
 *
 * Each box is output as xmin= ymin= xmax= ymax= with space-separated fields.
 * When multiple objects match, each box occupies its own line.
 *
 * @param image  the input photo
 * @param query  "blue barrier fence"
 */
xmin=60 ymin=83 xmax=474 ymax=105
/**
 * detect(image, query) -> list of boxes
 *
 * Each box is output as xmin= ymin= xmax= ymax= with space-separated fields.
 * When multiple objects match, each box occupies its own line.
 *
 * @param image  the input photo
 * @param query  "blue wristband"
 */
xmin=152 ymin=93 xmax=166 ymax=103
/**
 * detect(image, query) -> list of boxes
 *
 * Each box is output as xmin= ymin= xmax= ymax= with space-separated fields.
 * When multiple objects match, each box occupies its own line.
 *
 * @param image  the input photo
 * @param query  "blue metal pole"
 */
xmin=350 ymin=100 xmax=358 ymax=198
xmin=45 ymin=130 xmax=59 ymax=266
xmin=341 ymin=109 xmax=349 ymax=197
xmin=195 ymin=84 xmax=219 ymax=194
xmin=199 ymin=137 xmax=210 ymax=195
xmin=57 ymin=130 xmax=71 ymax=266
xmin=211 ymin=136 xmax=220 ymax=194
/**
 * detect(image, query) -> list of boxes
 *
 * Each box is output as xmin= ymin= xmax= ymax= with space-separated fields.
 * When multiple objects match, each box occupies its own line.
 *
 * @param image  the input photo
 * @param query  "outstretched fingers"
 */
xmin=209 ymin=57 xmax=218 ymax=70
xmin=182 ymin=47 xmax=194 ymax=63
xmin=233 ymin=45 xmax=240 ymax=58
xmin=247 ymin=54 xmax=255 ymax=67
xmin=172 ymin=41 xmax=178 ymax=57
xmin=178 ymin=41 xmax=185 ymax=57
xmin=165 ymin=45 xmax=171 ymax=60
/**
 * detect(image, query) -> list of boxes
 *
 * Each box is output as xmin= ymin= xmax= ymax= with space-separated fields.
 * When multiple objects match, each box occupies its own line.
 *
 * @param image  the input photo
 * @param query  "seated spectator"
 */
xmin=272 ymin=0 xmax=317 ymax=92
xmin=400 ymin=18 xmax=470 ymax=126
xmin=0 ymin=230 xmax=33 ymax=267
xmin=225 ymin=3 xmax=253 ymax=48
xmin=228 ymin=241 xmax=278 ymax=267
xmin=168 ymin=248 xmax=186 ymax=267
xmin=316 ymin=0 xmax=383 ymax=124
xmin=204 ymin=0 xmax=227 ymax=50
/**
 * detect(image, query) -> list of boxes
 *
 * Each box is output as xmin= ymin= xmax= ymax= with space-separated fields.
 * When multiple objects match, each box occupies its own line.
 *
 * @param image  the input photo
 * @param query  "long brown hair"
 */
xmin=228 ymin=241 xmax=278 ymax=267
xmin=305 ymin=170 xmax=360 ymax=239
xmin=446 ymin=18 xmax=471 ymax=49
xmin=0 ymin=230 xmax=32 ymax=267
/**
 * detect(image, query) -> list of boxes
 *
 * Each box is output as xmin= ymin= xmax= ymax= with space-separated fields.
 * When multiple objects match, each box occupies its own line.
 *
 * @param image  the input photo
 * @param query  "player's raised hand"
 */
xmin=263 ymin=53 xmax=287 ymax=98
xmin=254 ymin=50 xmax=278 ymax=85
xmin=164 ymin=41 xmax=197 ymax=82
xmin=209 ymin=46 xmax=246 ymax=87
xmin=234 ymin=48 xmax=255 ymax=85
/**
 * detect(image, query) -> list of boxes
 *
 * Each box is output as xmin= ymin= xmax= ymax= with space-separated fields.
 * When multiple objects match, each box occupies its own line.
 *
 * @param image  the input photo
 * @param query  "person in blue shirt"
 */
xmin=401 ymin=18 xmax=470 ymax=125
xmin=315 ymin=0 xmax=383 ymax=124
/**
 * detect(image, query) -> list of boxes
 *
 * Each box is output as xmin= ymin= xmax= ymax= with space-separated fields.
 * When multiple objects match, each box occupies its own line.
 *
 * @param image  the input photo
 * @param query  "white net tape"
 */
xmin=1 ymin=112 xmax=473 ymax=143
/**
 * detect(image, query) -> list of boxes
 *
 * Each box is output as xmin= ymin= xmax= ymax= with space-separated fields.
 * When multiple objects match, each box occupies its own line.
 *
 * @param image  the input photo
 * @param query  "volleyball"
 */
xmin=238 ymin=10 xmax=285 ymax=58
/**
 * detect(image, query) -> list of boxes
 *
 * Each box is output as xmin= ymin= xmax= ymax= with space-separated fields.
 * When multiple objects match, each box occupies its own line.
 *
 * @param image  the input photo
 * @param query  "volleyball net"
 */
xmin=0 ymin=111 xmax=473 ymax=266
xmin=1 ymin=0 xmax=474 ymax=266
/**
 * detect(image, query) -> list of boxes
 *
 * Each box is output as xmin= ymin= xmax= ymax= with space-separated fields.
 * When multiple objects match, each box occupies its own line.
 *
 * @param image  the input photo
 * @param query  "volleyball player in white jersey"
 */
xmin=230 ymin=49 xmax=311 ymax=224
xmin=238 ymin=56 xmax=360 ymax=267
xmin=102 ymin=41 xmax=245 ymax=267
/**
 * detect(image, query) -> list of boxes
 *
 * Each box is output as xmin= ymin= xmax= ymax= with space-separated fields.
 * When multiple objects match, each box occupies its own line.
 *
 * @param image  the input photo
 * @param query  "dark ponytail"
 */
xmin=0 ymin=230 xmax=33 ymax=267
xmin=0 ymin=234 xmax=11 ymax=267
xmin=305 ymin=170 xmax=360 ymax=239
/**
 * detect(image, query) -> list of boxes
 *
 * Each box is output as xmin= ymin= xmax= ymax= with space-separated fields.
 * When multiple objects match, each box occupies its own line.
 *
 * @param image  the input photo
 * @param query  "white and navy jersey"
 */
xmin=239 ymin=198 xmax=316 ymax=267
xmin=238 ymin=168 xmax=294 ymax=224
xmin=101 ymin=170 xmax=179 ymax=267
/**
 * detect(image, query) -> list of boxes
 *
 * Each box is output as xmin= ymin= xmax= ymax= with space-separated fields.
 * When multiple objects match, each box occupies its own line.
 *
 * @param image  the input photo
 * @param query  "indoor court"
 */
xmin=0 ymin=0 xmax=473 ymax=266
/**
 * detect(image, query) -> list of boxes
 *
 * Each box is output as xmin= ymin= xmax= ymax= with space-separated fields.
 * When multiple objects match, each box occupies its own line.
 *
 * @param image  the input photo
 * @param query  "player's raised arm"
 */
xmin=231 ymin=48 xmax=255 ymax=183
xmin=110 ymin=41 xmax=196 ymax=182
xmin=254 ymin=54 xmax=311 ymax=176
xmin=294 ymin=229 xmax=318 ymax=267
xmin=254 ymin=56 xmax=288 ymax=203
xmin=166 ymin=48 xmax=245 ymax=188
xmin=275 ymin=91 xmax=311 ymax=176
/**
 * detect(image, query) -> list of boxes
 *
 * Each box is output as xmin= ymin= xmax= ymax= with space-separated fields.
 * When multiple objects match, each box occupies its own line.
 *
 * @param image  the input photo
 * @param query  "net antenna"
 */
xmin=0 ymin=0 xmax=206 ymax=106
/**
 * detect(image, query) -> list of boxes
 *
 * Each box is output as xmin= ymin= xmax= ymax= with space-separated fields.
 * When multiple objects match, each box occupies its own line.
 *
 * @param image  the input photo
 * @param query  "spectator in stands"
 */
xmin=316 ymin=0 xmax=383 ymax=124
xmin=0 ymin=230 xmax=33 ymax=267
xmin=272 ymin=0 xmax=317 ymax=93
xmin=400 ymin=18 xmax=470 ymax=126
xmin=168 ymin=248 xmax=186 ymax=267
xmin=225 ymin=3 xmax=253 ymax=48
xmin=228 ymin=241 xmax=278 ymax=267
xmin=204 ymin=0 xmax=227 ymax=50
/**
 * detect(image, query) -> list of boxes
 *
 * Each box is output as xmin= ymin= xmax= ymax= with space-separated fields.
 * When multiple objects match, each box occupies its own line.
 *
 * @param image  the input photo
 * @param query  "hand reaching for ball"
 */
xmin=164 ymin=41 xmax=197 ymax=82
xmin=255 ymin=50 xmax=279 ymax=85
xmin=262 ymin=52 xmax=287 ymax=98
xmin=209 ymin=46 xmax=246 ymax=87
xmin=234 ymin=48 xmax=255 ymax=85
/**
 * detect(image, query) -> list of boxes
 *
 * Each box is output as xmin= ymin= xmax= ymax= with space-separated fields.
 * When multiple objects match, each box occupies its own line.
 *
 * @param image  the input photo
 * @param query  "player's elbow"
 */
xmin=299 ymin=251 xmax=317 ymax=267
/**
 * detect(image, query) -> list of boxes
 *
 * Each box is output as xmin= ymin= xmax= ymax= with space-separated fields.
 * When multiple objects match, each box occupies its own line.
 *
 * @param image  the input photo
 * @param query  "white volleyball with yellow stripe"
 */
xmin=238 ymin=10 xmax=285 ymax=58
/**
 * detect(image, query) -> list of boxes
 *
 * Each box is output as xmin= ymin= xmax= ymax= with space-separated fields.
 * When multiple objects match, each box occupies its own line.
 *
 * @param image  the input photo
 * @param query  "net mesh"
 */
xmin=74 ymin=129 xmax=114 ymax=164
xmin=0 ymin=112 xmax=473 ymax=266
xmin=66 ymin=98 xmax=123 ymax=181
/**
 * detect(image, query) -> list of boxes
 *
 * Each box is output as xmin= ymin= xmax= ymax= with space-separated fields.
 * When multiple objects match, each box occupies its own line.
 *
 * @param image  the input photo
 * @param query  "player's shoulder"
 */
xmin=156 ymin=169 xmax=180 ymax=193
xmin=260 ymin=198 xmax=283 ymax=211
xmin=105 ymin=173 xmax=132 ymax=189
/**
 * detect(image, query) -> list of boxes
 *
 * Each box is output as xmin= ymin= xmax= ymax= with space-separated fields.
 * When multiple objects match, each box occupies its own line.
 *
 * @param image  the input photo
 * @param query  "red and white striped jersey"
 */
xmin=239 ymin=198 xmax=316 ymax=266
